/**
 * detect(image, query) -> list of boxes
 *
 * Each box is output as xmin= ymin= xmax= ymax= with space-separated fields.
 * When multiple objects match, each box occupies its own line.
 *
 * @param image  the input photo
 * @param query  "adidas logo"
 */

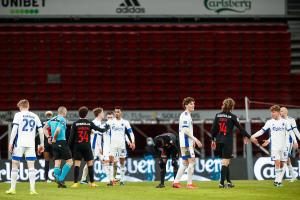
xmin=116 ymin=0 xmax=146 ymax=14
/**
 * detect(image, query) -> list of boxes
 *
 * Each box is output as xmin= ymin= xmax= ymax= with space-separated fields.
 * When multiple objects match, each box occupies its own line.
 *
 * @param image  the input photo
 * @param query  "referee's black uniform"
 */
xmin=211 ymin=111 xmax=251 ymax=187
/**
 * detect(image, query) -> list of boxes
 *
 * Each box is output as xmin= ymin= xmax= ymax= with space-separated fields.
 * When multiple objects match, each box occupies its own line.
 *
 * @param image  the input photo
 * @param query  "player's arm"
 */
xmin=250 ymin=122 xmax=269 ymax=144
xmin=91 ymin=122 xmax=109 ymax=134
xmin=52 ymin=125 xmax=61 ymax=143
xmin=8 ymin=123 xmax=18 ymax=153
xmin=210 ymin=115 xmax=219 ymax=149
xmin=125 ymin=122 xmax=135 ymax=150
xmin=291 ymin=119 xmax=300 ymax=141
xmin=181 ymin=125 xmax=202 ymax=148
xmin=68 ymin=123 xmax=76 ymax=150
xmin=261 ymin=138 xmax=270 ymax=147
xmin=233 ymin=116 xmax=251 ymax=138
xmin=287 ymin=121 xmax=298 ymax=149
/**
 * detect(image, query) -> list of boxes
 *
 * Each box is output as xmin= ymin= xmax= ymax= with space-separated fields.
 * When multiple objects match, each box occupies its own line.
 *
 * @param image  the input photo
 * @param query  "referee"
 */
xmin=211 ymin=98 xmax=251 ymax=188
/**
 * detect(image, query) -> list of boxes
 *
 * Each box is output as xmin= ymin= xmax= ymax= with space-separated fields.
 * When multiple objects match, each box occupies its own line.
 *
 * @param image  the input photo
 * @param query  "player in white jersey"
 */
xmin=107 ymin=107 xmax=135 ymax=186
xmin=173 ymin=97 xmax=202 ymax=189
xmin=262 ymin=107 xmax=300 ymax=182
xmin=6 ymin=99 xmax=44 ymax=195
xmin=80 ymin=107 xmax=104 ymax=184
xmin=251 ymin=105 xmax=298 ymax=187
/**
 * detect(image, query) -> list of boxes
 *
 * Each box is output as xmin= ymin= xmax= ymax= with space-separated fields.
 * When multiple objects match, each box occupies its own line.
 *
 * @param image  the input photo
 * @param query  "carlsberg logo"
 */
xmin=204 ymin=0 xmax=252 ymax=13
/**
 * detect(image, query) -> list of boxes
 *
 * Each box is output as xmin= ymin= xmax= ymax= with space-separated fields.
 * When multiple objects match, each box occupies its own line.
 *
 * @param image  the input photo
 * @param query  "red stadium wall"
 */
xmin=0 ymin=23 xmax=299 ymax=110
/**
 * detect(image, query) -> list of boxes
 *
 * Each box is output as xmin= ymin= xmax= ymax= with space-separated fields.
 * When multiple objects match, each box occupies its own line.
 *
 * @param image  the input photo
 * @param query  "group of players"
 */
xmin=5 ymin=96 xmax=300 ymax=195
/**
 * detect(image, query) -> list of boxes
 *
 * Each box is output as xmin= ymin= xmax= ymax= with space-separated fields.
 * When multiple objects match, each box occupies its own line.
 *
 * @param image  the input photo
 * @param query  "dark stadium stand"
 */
xmin=0 ymin=23 xmax=298 ymax=110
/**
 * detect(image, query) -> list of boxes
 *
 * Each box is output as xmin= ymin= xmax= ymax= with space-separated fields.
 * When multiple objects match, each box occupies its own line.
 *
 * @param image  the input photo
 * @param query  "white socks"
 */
xmin=81 ymin=164 xmax=88 ymax=182
xmin=288 ymin=164 xmax=296 ymax=179
xmin=109 ymin=163 xmax=114 ymax=182
xmin=120 ymin=165 xmax=126 ymax=182
xmin=187 ymin=163 xmax=195 ymax=185
xmin=278 ymin=164 xmax=286 ymax=183
xmin=10 ymin=168 xmax=18 ymax=190
xmin=174 ymin=162 xmax=188 ymax=183
xmin=103 ymin=163 xmax=110 ymax=182
xmin=275 ymin=168 xmax=283 ymax=183
xmin=28 ymin=168 xmax=36 ymax=191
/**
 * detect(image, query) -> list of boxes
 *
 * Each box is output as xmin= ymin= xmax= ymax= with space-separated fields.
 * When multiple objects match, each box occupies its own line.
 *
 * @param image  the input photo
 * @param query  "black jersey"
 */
xmin=211 ymin=112 xmax=250 ymax=144
xmin=154 ymin=133 xmax=179 ymax=152
xmin=68 ymin=118 xmax=108 ymax=148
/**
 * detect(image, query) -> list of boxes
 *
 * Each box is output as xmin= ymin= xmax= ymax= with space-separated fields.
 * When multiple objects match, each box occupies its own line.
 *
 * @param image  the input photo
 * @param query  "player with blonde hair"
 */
xmin=6 ymin=99 xmax=44 ymax=195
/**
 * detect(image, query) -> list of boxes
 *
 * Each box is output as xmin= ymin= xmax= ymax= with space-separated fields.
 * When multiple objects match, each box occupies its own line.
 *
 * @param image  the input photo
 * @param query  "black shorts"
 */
xmin=215 ymin=143 xmax=233 ymax=159
xmin=73 ymin=144 xmax=94 ymax=161
xmin=44 ymin=138 xmax=53 ymax=156
xmin=52 ymin=140 xmax=72 ymax=161
xmin=161 ymin=146 xmax=179 ymax=160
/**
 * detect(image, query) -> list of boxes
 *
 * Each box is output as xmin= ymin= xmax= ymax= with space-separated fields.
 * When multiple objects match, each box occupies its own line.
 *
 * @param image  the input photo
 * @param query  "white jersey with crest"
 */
xmin=285 ymin=116 xmax=298 ymax=146
xmin=12 ymin=111 xmax=42 ymax=148
xmin=107 ymin=118 xmax=133 ymax=149
xmin=91 ymin=119 xmax=102 ymax=154
xmin=261 ymin=118 xmax=292 ymax=151
xmin=179 ymin=111 xmax=193 ymax=147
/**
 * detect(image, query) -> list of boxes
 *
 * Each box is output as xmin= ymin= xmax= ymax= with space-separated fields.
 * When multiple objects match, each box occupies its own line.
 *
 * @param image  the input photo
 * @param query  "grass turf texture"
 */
xmin=0 ymin=180 xmax=299 ymax=200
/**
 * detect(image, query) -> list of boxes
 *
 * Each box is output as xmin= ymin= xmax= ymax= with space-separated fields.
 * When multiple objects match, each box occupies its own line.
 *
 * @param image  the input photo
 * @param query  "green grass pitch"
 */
xmin=0 ymin=180 xmax=299 ymax=200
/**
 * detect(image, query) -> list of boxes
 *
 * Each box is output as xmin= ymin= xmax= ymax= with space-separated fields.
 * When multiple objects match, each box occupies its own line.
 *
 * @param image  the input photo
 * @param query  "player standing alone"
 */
xmin=173 ymin=97 xmax=202 ymax=189
xmin=6 ymin=99 xmax=44 ymax=195
xmin=211 ymin=97 xmax=251 ymax=188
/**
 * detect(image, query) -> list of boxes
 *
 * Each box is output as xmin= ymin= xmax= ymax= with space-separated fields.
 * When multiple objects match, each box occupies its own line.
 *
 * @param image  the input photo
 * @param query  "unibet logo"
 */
xmin=116 ymin=0 xmax=145 ymax=14
xmin=204 ymin=0 xmax=252 ymax=14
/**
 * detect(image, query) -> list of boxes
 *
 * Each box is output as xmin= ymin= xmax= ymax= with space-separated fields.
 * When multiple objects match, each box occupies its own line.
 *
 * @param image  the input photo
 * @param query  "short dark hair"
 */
xmin=93 ymin=107 xmax=103 ymax=118
xmin=78 ymin=106 xmax=89 ymax=118
xmin=182 ymin=97 xmax=195 ymax=109
xmin=114 ymin=106 xmax=122 ymax=111
xmin=106 ymin=111 xmax=113 ymax=116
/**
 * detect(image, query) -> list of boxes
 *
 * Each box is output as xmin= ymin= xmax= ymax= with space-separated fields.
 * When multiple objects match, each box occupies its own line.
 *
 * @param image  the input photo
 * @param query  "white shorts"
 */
xmin=12 ymin=146 xmax=36 ymax=161
xmin=180 ymin=147 xmax=195 ymax=160
xmin=271 ymin=149 xmax=288 ymax=161
xmin=286 ymin=143 xmax=293 ymax=156
xmin=110 ymin=147 xmax=127 ymax=159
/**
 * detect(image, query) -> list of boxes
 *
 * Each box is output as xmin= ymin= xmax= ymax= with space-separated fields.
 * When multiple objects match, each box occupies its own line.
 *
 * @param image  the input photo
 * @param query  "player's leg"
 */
xmin=7 ymin=160 xmax=19 ymax=194
xmin=72 ymin=160 xmax=81 ymax=187
xmin=43 ymin=151 xmax=51 ymax=182
xmin=87 ymin=160 xmax=97 ymax=187
xmin=186 ymin=147 xmax=197 ymax=189
xmin=52 ymin=142 xmax=62 ymax=181
xmin=156 ymin=155 xmax=167 ymax=188
xmin=173 ymin=147 xmax=189 ymax=188
xmin=102 ymin=146 xmax=111 ymax=183
xmin=80 ymin=164 xmax=88 ymax=184
xmin=287 ymin=158 xmax=296 ymax=181
xmin=223 ymin=144 xmax=234 ymax=187
xmin=6 ymin=146 xmax=22 ymax=194
xmin=58 ymin=142 xmax=73 ymax=185
xmin=25 ymin=147 xmax=38 ymax=194
xmin=119 ymin=156 xmax=126 ymax=185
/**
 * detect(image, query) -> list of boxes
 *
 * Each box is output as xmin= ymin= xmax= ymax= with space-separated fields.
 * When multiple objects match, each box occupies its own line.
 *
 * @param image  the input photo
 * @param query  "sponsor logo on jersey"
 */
xmin=116 ymin=0 xmax=146 ymax=14
xmin=204 ymin=0 xmax=251 ymax=14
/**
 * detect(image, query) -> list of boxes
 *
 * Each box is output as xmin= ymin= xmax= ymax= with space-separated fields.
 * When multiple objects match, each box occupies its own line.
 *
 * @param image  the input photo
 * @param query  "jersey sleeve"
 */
xmin=125 ymin=120 xmax=135 ymax=143
xmin=211 ymin=114 xmax=219 ymax=141
xmin=261 ymin=120 xmax=271 ymax=132
xmin=233 ymin=115 xmax=250 ymax=138
xmin=180 ymin=114 xmax=190 ymax=128
xmin=35 ymin=115 xmax=43 ymax=129
xmin=12 ymin=113 xmax=20 ymax=126
xmin=290 ymin=118 xmax=298 ymax=129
